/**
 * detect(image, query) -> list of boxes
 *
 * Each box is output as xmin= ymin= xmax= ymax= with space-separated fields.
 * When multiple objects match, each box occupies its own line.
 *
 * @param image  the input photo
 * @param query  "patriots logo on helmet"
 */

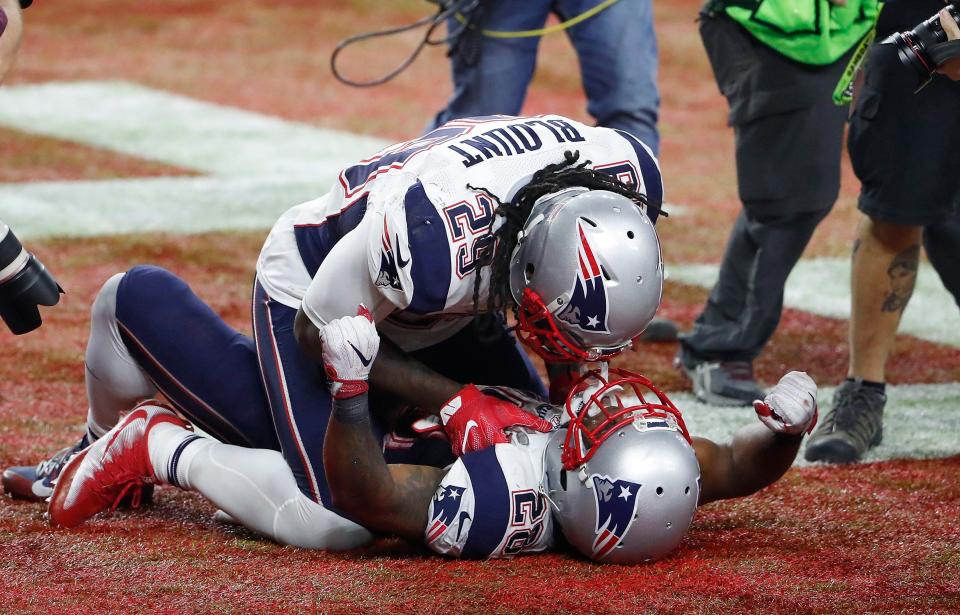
xmin=557 ymin=222 xmax=609 ymax=334
xmin=375 ymin=218 xmax=402 ymax=291
xmin=426 ymin=485 xmax=467 ymax=544
xmin=591 ymin=474 xmax=641 ymax=559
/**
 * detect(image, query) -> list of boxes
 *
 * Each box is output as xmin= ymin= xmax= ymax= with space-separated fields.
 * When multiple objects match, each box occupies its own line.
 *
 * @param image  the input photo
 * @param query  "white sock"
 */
xmin=147 ymin=421 xmax=207 ymax=488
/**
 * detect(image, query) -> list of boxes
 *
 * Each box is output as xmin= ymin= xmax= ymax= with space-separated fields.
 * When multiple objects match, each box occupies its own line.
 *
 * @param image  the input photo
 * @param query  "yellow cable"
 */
xmin=455 ymin=0 xmax=622 ymax=39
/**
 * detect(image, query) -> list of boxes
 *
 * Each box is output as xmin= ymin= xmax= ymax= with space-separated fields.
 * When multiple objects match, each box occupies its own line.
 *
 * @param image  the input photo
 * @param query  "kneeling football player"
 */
xmin=50 ymin=310 xmax=818 ymax=563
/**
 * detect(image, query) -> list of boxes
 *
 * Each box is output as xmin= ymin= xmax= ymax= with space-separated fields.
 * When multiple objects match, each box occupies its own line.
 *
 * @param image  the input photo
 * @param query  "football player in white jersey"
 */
xmin=7 ymin=115 xmax=668 ymax=517
xmin=50 ymin=311 xmax=819 ymax=564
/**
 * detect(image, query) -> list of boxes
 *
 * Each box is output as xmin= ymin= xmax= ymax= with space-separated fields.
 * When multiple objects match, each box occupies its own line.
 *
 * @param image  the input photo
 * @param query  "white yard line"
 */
xmin=0 ymin=176 xmax=330 ymax=238
xmin=676 ymin=382 xmax=960 ymax=465
xmin=669 ymin=258 xmax=960 ymax=347
xmin=0 ymin=81 xmax=388 ymax=177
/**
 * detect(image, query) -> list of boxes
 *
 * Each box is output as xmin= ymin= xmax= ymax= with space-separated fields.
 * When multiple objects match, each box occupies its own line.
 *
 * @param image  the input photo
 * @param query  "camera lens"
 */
xmin=886 ymin=4 xmax=960 ymax=87
xmin=0 ymin=224 xmax=63 ymax=335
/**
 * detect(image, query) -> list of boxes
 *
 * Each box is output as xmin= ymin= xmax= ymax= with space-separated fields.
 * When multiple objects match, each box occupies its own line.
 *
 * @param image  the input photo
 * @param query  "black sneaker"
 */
xmin=804 ymin=379 xmax=885 ymax=464
xmin=675 ymin=350 xmax=764 ymax=406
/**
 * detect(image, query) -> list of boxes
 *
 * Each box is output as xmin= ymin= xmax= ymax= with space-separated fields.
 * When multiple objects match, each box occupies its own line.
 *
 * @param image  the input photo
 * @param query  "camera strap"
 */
xmin=930 ymin=40 xmax=960 ymax=66
xmin=331 ymin=0 xmax=623 ymax=88
xmin=832 ymin=27 xmax=876 ymax=106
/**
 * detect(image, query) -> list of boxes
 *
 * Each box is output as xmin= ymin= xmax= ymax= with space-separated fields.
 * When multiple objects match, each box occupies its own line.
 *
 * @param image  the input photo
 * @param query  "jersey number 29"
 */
xmin=443 ymin=195 xmax=496 ymax=279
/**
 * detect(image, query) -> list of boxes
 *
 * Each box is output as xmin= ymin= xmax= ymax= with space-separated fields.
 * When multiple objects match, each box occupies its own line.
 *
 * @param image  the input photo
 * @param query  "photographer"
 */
xmin=940 ymin=6 xmax=960 ymax=79
xmin=0 ymin=0 xmax=25 ymax=84
xmin=806 ymin=0 xmax=960 ymax=464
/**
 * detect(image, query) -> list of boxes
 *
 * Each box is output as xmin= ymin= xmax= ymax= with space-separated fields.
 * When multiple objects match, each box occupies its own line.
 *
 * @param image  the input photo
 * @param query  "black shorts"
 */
xmin=699 ymin=15 xmax=850 ymax=219
xmin=848 ymin=38 xmax=960 ymax=226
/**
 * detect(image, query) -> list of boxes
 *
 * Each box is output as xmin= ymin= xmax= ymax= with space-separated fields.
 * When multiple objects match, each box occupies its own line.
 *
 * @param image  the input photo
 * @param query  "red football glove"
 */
xmin=440 ymin=384 xmax=554 ymax=456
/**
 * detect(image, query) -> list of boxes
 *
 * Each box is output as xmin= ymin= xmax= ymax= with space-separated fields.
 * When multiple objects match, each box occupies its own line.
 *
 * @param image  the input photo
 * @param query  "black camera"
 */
xmin=884 ymin=3 xmax=960 ymax=89
xmin=0 ymin=222 xmax=62 ymax=335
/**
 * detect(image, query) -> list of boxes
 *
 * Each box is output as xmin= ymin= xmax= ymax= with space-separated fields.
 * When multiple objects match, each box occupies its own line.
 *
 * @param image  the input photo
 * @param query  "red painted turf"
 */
xmin=1 ymin=459 xmax=958 ymax=613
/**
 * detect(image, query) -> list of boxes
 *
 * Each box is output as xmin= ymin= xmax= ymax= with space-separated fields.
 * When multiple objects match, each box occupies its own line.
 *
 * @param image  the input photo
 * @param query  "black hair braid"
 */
xmin=467 ymin=150 xmax=665 ymax=342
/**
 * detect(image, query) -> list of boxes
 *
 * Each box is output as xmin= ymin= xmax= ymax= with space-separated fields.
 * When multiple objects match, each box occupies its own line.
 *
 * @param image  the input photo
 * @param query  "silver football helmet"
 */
xmin=543 ymin=368 xmax=700 ymax=564
xmin=508 ymin=188 xmax=663 ymax=363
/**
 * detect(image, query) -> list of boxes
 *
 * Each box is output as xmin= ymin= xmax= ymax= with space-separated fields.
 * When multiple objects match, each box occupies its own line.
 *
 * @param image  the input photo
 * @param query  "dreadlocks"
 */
xmin=468 ymin=150 xmax=664 ymax=329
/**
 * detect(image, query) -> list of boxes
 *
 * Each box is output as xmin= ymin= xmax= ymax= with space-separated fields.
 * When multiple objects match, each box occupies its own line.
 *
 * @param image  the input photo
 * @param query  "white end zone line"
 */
xmin=678 ymin=383 xmax=960 ymax=465
xmin=669 ymin=259 xmax=960 ymax=348
xmin=0 ymin=176 xmax=330 ymax=238
xmin=0 ymin=81 xmax=389 ymax=177
xmin=0 ymin=80 xmax=390 ymax=239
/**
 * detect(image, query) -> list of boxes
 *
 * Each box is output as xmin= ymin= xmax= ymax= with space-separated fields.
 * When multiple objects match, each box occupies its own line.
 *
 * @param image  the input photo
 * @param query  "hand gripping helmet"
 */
xmin=543 ymin=367 xmax=700 ymax=564
xmin=508 ymin=187 xmax=663 ymax=362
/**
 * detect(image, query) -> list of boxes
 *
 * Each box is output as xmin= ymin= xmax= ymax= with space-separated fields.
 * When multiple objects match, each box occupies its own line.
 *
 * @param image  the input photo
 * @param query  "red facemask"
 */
xmin=561 ymin=367 xmax=692 ymax=471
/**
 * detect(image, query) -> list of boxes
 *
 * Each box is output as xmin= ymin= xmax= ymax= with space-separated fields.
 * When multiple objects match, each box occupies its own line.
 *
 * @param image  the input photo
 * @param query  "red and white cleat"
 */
xmin=48 ymin=402 xmax=187 ymax=528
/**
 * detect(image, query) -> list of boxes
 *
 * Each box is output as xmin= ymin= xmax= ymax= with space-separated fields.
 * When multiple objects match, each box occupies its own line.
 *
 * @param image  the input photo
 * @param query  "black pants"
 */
xmin=681 ymin=15 xmax=850 ymax=363
xmin=848 ymin=0 xmax=960 ymax=308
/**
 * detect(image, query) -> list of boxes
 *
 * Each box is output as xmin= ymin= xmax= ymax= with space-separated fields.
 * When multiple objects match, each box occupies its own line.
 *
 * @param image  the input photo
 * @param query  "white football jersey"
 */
xmin=256 ymin=115 xmax=663 ymax=351
xmin=425 ymin=431 xmax=555 ymax=559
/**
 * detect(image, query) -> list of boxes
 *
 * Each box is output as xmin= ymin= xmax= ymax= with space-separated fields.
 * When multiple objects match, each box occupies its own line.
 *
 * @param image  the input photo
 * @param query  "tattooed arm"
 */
xmin=323 ymin=392 xmax=444 ymax=542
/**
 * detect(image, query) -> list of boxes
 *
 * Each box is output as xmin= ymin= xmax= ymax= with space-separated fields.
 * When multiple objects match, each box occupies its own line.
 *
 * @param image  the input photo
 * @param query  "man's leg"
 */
xmin=678 ymin=14 xmax=847 ymax=405
xmin=429 ymin=0 xmax=551 ymax=129
xmin=252 ymin=279 xmax=353 ymax=506
xmin=678 ymin=207 xmax=829 ymax=403
xmin=111 ymin=266 xmax=279 ymax=447
xmin=3 ymin=266 xmax=279 ymax=501
xmin=559 ymin=0 xmax=659 ymax=154
xmin=52 ymin=402 xmax=372 ymax=549
xmin=803 ymin=218 xmax=914 ymax=463
xmin=559 ymin=0 xmax=673 ymax=341
xmin=923 ymin=212 xmax=960 ymax=309
xmin=848 ymin=219 xmax=922 ymax=383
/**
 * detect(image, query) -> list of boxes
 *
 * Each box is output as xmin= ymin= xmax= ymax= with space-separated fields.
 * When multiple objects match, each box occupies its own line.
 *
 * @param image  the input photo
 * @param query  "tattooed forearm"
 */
xmin=881 ymin=244 xmax=920 ymax=313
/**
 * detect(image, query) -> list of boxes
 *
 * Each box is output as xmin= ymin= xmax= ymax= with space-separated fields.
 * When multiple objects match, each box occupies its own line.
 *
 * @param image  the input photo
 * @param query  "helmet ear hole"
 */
xmin=524 ymin=262 xmax=535 ymax=284
xmin=559 ymin=469 xmax=567 ymax=491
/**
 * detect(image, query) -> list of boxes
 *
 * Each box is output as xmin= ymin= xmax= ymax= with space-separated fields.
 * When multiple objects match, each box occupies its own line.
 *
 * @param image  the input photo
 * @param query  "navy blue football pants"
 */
xmin=115 ymin=265 xmax=546 ymax=504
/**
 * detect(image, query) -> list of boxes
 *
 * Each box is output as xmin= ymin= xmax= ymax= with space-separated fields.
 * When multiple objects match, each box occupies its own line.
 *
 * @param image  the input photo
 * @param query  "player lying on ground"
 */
xmin=6 ymin=114 xmax=668 ymax=514
xmin=49 ymin=311 xmax=819 ymax=563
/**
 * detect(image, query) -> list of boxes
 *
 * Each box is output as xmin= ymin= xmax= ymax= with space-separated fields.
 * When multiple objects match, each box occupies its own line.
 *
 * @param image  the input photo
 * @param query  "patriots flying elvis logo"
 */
xmin=591 ymin=474 xmax=641 ymax=559
xmin=375 ymin=217 xmax=403 ymax=291
xmin=426 ymin=485 xmax=467 ymax=544
xmin=557 ymin=222 xmax=609 ymax=334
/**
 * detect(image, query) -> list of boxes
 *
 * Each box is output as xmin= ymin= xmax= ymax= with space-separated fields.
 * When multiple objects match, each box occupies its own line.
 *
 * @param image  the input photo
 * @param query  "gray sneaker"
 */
xmin=676 ymin=353 xmax=764 ymax=406
xmin=804 ymin=379 xmax=885 ymax=464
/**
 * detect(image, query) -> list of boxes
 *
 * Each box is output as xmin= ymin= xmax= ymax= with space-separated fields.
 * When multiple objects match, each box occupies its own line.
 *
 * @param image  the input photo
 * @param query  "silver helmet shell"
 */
xmin=543 ymin=369 xmax=701 ymax=564
xmin=508 ymin=188 xmax=663 ymax=362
